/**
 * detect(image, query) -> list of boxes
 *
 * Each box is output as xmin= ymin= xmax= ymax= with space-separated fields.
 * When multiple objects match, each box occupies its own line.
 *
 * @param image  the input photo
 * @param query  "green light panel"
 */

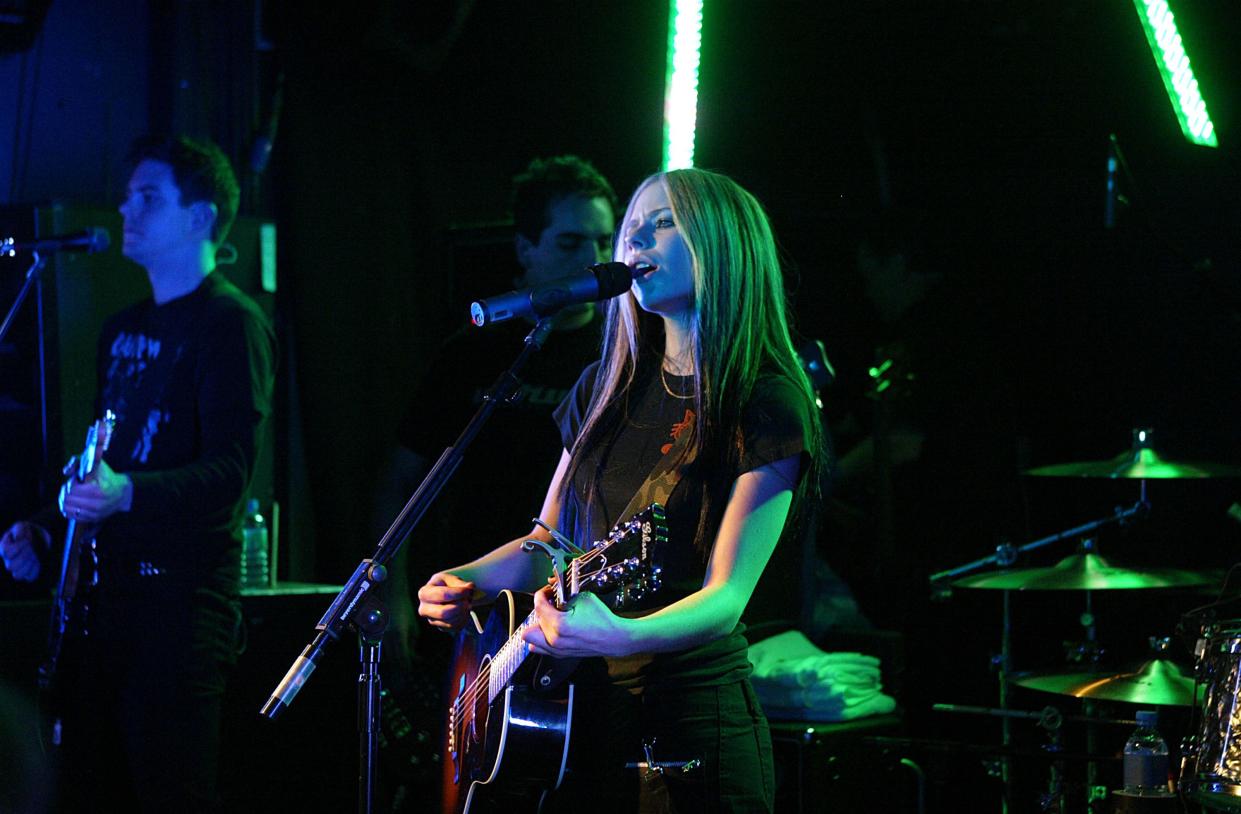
xmin=662 ymin=0 xmax=704 ymax=171
xmin=1132 ymin=0 xmax=1218 ymax=147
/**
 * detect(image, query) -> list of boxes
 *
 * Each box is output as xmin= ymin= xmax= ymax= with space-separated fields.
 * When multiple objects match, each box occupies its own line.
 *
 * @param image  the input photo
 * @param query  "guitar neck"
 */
xmin=487 ymin=556 xmax=586 ymax=702
xmin=487 ymin=609 xmax=540 ymax=704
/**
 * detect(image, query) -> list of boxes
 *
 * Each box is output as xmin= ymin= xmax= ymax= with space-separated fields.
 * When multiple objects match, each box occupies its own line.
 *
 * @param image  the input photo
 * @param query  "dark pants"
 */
xmin=56 ymin=584 xmax=241 ymax=813
xmin=547 ymin=679 xmax=775 ymax=814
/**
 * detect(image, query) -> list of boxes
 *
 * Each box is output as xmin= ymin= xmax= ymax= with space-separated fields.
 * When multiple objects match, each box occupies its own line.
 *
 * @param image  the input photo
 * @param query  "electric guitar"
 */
xmin=39 ymin=410 xmax=116 ymax=694
xmin=442 ymin=503 xmax=667 ymax=814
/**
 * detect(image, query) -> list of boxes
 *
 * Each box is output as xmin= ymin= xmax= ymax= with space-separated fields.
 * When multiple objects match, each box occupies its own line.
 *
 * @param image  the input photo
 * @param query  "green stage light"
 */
xmin=1132 ymin=0 xmax=1218 ymax=147
xmin=662 ymin=0 xmax=703 ymax=170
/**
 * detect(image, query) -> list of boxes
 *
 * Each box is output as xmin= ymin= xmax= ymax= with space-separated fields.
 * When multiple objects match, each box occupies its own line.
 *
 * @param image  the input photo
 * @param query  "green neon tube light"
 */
xmin=662 ymin=0 xmax=703 ymax=170
xmin=1132 ymin=0 xmax=1218 ymax=147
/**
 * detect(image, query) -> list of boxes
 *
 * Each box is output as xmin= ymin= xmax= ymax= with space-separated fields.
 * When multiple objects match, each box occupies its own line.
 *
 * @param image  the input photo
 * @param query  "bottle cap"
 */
xmin=246 ymin=497 xmax=260 ymax=514
xmin=1136 ymin=709 xmax=1158 ymax=727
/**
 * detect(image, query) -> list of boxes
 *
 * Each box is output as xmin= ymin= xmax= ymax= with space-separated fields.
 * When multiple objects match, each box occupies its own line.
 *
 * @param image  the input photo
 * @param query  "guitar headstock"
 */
xmin=574 ymin=503 xmax=667 ymax=611
xmin=76 ymin=409 xmax=117 ymax=481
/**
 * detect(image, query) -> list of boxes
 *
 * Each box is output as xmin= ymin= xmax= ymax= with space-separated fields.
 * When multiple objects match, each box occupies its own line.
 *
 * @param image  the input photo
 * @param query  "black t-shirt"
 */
xmin=553 ymin=360 xmax=812 ymax=689
xmin=396 ymin=316 xmax=602 ymax=571
xmin=92 ymin=272 xmax=275 ymax=592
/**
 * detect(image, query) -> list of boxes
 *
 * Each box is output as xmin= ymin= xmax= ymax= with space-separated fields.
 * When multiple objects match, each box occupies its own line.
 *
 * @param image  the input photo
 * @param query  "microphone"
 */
xmin=470 ymin=261 xmax=634 ymax=326
xmin=1 ymin=228 xmax=111 ymax=256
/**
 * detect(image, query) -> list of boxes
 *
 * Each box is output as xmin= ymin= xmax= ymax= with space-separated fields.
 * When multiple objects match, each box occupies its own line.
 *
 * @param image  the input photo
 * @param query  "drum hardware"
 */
xmin=1179 ymin=616 xmax=1241 ymax=810
xmin=929 ymin=470 xmax=1158 ymax=814
xmin=929 ymin=503 xmax=1150 ymax=593
xmin=1024 ymin=428 xmax=1241 ymax=480
xmin=932 ymin=428 xmax=1236 ymax=811
xmin=934 ymin=533 xmax=1131 ymax=813
xmin=935 ymin=703 xmax=1070 ymax=813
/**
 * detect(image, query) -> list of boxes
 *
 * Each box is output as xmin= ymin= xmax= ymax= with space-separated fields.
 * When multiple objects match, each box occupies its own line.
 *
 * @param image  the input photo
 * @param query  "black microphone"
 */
xmin=1 ymin=228 xmax=111 ymax=256
xmin=470 ymin=261 xmax=634 ymax=326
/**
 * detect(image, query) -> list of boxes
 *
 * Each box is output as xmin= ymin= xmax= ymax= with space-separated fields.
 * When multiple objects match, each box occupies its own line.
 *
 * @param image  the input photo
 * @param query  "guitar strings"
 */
xmin=450 ymin=543 xmax=614 ymax=724
xmin=449 ymin=509 xmax=660 ymax=731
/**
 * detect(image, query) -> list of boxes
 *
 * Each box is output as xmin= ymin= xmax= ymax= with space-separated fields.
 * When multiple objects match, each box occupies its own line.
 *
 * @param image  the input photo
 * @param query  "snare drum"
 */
xmin=1184 ymin=624 xmax=1241 ymax=810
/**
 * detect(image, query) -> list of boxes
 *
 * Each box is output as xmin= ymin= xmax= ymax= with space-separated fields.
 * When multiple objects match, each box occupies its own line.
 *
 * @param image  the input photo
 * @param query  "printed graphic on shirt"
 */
xmin=132 ymin=408 xmax=170 ymax=463
xmin=105 ymin=331 xmax=161 ymax=390
xmin=101 ymin=330 xmax=181 ymax=464
xmin=663 ymin=409 xmax=695 ymax=455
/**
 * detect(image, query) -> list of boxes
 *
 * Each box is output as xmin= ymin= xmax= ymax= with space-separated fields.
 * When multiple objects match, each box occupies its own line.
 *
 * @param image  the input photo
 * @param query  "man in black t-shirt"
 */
xmin=374 ymin=155 xmax=618 ymax=670
xmin=1 ymin=136 xmax=274 ymax=811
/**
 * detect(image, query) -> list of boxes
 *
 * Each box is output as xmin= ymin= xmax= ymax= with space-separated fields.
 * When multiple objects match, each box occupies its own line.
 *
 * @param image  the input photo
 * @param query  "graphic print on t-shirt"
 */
xmin=101 ymin=330 xmax=181 ymax=464
xmin=663 ymin=409 xmax=695 ymax=454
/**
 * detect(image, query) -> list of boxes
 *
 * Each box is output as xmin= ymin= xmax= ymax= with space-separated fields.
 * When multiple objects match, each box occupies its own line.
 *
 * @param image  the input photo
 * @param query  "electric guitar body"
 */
xmin=41 ymin=410 xmax=116 ymax=693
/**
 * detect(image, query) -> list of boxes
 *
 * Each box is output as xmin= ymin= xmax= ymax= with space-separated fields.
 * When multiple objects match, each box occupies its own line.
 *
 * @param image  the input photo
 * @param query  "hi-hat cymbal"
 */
xmin=954 ymin=552 xmax=1219 ymax=591
xmin=1026 ymin=446 xmax=1241 ymax=479
xmin=1014 ymin=659 xmax=1202 ymax=706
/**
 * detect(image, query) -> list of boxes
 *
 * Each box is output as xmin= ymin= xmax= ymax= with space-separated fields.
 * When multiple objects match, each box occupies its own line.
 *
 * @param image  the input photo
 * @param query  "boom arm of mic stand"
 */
xmin=260 ymin=319 xmax=554 ymax=718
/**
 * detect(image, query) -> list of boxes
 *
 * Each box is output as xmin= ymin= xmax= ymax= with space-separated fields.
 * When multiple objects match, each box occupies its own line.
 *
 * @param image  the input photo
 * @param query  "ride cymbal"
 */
xmin=954 ymin=552 xmax=1219 ymax=591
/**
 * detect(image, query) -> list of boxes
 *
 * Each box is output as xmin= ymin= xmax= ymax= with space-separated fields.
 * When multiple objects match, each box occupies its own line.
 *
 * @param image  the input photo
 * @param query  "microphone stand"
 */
xmin=261 ymin=318 xmax=557 ymax=814
xmin=0 ymin=250 xmax=47 ymax=344
xmin=1 ymin=250 xmax=54 ymax=482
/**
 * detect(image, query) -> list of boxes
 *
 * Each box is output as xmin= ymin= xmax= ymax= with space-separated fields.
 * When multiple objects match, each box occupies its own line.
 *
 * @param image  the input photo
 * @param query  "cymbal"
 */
xmin=1025 ymin=446 xmax=1241 ymax=479
xmin=1014 ymin=659 xmax=1202 ymax=706
xmin=954 ymin=552 xmax=1219 ymax=591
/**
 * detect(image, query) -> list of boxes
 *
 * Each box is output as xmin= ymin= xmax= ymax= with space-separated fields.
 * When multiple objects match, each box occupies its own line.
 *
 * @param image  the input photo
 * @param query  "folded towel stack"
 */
xmin=749 ymin=630 xmax=897 ymax=722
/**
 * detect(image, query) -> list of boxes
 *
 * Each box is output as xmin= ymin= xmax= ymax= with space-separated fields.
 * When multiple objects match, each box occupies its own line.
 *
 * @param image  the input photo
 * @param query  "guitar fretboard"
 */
xmin=487 ymin=610 xmax=539 ymax=702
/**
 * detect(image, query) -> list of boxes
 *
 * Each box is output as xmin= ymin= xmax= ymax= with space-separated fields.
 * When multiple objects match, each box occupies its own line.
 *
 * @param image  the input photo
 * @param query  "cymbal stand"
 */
xmin=998 ymin=589 xmax=1013 ymax=814
xmin=933 ymin=704 xmax=1067 ymax=812
xmin=1070 ymin=587 xmax=1107 ymax=812
xmin=928 ymin=500 xmax=1150 ymax=588
xmin=930 ymin=500 xmax=1148 ymax=814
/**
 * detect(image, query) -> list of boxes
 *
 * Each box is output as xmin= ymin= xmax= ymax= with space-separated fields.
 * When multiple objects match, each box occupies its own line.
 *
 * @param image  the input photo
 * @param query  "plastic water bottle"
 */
xmin=1123 ymin=709 xmax=1170 ymax=795
xmin=241 ymin=498 xmax=270 ymax=590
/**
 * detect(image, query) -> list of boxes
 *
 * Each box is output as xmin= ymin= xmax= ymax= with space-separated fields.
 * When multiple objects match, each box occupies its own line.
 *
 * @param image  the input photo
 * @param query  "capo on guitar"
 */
xmin=519 ymin=537 xmax=569 ymax=607
xmin=530 ymin=518 xmax=584 ymax=555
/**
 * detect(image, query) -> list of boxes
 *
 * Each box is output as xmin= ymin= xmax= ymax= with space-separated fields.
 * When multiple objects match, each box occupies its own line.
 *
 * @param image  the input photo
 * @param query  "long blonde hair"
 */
xmin=561 ymin=168 xmax=824 ymax=552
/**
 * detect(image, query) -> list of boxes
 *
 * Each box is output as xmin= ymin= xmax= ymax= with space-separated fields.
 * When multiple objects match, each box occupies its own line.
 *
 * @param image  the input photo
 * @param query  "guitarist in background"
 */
xmin=418 ymin=168 xmax=826 ymax=813
xmin=0 ymin=135 xmax=275 ymax=812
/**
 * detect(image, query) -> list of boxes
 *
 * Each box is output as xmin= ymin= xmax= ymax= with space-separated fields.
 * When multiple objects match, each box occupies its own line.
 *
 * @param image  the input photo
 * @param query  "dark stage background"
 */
xmin=2 ymin=1 xmax=1240 ymax=811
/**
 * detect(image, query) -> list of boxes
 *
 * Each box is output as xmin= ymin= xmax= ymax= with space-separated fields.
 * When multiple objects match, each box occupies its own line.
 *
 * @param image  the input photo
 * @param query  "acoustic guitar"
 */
xmin=442 ymin=503 xmax=667 ymax=814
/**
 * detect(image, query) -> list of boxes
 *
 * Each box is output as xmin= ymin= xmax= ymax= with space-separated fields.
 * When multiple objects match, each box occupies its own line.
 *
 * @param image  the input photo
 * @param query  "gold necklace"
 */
xmin=660 ymin=365 xmax=694 ymax=399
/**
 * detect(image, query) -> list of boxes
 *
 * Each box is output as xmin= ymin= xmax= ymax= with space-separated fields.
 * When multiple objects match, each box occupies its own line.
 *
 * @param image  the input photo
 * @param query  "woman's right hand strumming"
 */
xmin=417 ymin=571 xmax=477 ymax=631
